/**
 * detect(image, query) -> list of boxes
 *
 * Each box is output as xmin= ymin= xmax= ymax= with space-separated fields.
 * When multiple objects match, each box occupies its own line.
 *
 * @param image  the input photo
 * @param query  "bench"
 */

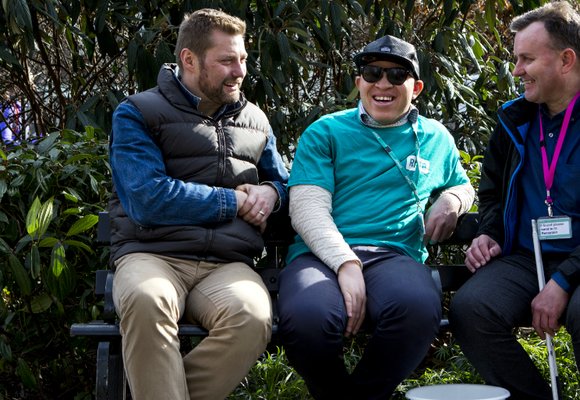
xmin=70 ymin=211 xmax=479 ymax=400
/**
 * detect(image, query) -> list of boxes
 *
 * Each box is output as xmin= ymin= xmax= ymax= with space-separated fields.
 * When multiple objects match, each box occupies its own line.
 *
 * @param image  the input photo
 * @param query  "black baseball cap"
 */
xmin=354 ymin=35 xmax=420 ymax=80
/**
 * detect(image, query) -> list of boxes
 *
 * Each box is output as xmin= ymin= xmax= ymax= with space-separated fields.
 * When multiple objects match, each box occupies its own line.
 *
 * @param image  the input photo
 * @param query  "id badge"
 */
xmin=536 ymin=216 xmax=573 ymax=240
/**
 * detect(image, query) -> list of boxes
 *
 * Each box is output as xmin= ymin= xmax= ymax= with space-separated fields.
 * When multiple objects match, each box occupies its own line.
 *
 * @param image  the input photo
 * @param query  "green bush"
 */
xmin=0 ymin=130 xmax=110 ymax=398
xmin=230 ymin=347 xmax=311 ymax=400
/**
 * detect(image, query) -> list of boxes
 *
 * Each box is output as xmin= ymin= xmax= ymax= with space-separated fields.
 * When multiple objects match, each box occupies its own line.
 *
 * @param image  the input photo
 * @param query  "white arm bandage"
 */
xmin=289 ymin=185 xmax=361 ymax=273
xmin=437 ymin=183 xmax=475 ymax=215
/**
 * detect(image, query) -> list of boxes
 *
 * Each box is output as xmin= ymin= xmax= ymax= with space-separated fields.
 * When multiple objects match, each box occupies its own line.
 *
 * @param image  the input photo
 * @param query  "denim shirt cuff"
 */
xmin=222 ymin=188 xmax=238 ymax=220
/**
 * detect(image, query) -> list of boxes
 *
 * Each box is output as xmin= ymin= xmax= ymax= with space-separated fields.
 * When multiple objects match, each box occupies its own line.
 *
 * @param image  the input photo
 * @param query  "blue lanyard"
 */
xmin=370 ymin=127 xmax=426 ymax=241
xmin=370 ymin=129 xmax=422 ymax=207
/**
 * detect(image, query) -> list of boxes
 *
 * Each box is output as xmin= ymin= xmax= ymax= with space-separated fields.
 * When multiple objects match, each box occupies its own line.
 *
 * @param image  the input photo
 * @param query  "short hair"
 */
xmin=174 ymin=9 xmax=246 ymax=69
xmin=510 ymin=1 xmax=580 ymax=54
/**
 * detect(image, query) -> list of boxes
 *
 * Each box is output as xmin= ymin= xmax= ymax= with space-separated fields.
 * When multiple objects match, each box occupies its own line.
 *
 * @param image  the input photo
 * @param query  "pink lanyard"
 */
xmin=538 ymin=92 xmax=580 ymax=217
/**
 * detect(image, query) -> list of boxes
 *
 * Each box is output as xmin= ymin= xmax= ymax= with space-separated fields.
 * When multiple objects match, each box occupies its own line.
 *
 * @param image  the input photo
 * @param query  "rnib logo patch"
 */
xmin=406 ymin=155 xmax=430 ymax=173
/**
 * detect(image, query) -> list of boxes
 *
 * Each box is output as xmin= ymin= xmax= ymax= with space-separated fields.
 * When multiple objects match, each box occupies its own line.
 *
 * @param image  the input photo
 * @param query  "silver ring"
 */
xmin=258 ymin=210 xmax=266 ymax=216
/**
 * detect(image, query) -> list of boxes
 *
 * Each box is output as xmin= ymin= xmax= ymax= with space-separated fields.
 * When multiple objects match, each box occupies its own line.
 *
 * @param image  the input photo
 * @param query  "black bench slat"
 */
xmin=71 ymin=322 xmax=282 ymax=338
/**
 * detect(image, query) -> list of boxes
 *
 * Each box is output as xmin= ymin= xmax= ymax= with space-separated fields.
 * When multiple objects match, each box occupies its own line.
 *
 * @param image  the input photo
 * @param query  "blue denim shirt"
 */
xmin=110 ymin=76 xmax=288 ymax=227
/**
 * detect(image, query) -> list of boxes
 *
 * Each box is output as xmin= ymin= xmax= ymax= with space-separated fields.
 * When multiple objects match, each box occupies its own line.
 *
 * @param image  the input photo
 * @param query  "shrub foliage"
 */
xmin=1 ymin=0 xmax=578 ymax=398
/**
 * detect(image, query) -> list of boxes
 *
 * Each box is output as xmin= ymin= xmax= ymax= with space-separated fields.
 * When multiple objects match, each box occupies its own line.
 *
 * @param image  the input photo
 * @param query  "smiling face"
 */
xmin=181 ymin=29 xmax=247 ymax=115
xmin=513 ymin=21 xmax=569 ymax=115
xmin=355 ymin=60 xmax=424 ymax=125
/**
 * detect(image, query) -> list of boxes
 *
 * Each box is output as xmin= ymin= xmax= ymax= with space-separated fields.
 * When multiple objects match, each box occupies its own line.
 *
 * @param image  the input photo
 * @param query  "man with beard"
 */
xmin=108 ymin=9 xmax=288 ymax=400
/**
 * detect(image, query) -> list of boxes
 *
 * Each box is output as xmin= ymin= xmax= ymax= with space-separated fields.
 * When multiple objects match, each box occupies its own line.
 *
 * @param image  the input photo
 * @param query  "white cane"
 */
xmin=531 ymin=219 xmax=561 ymax=400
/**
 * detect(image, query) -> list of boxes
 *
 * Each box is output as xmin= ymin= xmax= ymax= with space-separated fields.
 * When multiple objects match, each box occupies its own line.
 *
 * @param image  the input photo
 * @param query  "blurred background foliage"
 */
xmin=1 ymin=0 xmax=536 ymax=155
xmin=0 ymin=0 xmax=573 ymax=398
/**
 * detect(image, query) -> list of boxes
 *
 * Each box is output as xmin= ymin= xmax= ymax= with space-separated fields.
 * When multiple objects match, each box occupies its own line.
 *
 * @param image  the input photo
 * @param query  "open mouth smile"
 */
xmin=374 ymin=96 xmax=394 ymax=103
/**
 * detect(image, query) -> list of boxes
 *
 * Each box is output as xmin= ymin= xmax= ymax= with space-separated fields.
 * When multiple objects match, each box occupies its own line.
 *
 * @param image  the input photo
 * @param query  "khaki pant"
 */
xmin=112 ymin=253 xmax=272 ymax=400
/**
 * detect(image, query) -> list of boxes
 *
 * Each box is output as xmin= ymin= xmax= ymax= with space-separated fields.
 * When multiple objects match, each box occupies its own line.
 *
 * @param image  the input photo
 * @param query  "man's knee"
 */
xmin=374 ymin=292 xmax=441 ymax=336
xmin=279 ymin=295 xmax=345 ymax=344
xmin=214 ymin=280 xmax=273 ymax=344
xmin=117 ymin=278 xmax=179 ymax=322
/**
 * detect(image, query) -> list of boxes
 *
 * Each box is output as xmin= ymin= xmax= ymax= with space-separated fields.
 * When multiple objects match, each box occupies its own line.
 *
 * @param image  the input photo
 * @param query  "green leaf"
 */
xmin=38 ymin=237 xmax=59 ymax=248
xmin=127 ymin=40 xmax=139 ymax=71
xmin=277 ymin=32 xmax=291 ymax=60
xmin=62 ymin=191 xmax=80 ymax=203
xmin=66 ymin=214 xmax=99 ymax=236
xmin=84 ymin=125 xmax=95 ymax=139
xmin=0 ymin=46 xmax=20 ymax=66
xmin=8 ymin=254 xmax=31 ymax=295
xmin=14 ymin=235 xmax=32 ymax=254
xmin=0 ymin=237 xmax=11 ymax=254
xmin=284 ymin=26 xmax=310 ymax=40
xmin=30 ymin=244 xmax=40 ymax=279
xmin=63 ymin=239 xmax=93 ymax=253
xmin=458 ymin=83 xmax=478 ymax=99
xmin=26 ymin=197 xmax=54 ymax=240
xmin=405 ymin=0 xmax=415 ymax=20
xmin=62 ymin=207 xmax=81 ymax=216
xmin=273 ymin=1 xmax=287 ymax=18
xmin=50 ymin=243 xmax=66 ymax=278
xmin=31 ymin=293 xmax=53 ymax=314
xmin=155 ymin=40 xmax=174 ymax=66
xmin=484 ymin=0 xmax=497 ymax=30
xmin=96 ymin=25 xmax=120 ymax=57
xmin=345 ymin=86 xmax=359 ymax=103
xmin=0 ymin=179 xmax=6 ymax=201
xmin=16 ymin=358 xmax=37 ymax=389
xmin=35 ymin=132 xmax=60 ymax=155
xmin=0 ymin=337 xmax=12 ymax=361
xmin=25 ymin=197 xmax=41 ymax=237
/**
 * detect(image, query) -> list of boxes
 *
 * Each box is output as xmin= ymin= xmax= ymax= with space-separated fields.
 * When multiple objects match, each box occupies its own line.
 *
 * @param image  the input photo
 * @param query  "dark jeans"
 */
xmin=278 ymin=248 xmax=442 ymax=400
xmin=449 ymin=250 xmax=580 ymax=400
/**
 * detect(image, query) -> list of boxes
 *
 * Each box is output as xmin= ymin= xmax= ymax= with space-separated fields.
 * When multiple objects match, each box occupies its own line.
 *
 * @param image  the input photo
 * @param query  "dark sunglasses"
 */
xmin=360 ymin=65 xmax=411 ymax=85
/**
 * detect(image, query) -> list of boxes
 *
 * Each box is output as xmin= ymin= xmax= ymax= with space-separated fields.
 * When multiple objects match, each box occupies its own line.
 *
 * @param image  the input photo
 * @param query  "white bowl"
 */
xmin=406 ymin=384 xmax=510 ymax=400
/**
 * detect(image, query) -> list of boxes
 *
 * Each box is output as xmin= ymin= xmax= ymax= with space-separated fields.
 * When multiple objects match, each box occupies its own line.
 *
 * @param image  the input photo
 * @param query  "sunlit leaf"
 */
xmin=38 ymin=237 xmax=59 ymax=248
xmin=66 ymin=214 xmax=99 ymax=237
xmin=50 ymin=242 xmax=66 ymax=277
xmin=63 ymin=239 xmax=93 ymax=253
xmin=25 ymin=197 xmax=41 ymax=237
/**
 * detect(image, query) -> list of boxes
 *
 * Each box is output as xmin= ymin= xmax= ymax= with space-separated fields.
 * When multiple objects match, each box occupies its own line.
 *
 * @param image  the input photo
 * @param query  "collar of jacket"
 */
xmin=498 ymin=96 xmax=541 ymax=145
xmin=157 ymin=63 xmax=247 ymax=118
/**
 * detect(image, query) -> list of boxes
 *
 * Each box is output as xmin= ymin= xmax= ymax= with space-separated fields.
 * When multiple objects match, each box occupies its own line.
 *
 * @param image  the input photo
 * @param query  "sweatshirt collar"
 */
xmin=358 ymin=101 xmax=418 ymax=128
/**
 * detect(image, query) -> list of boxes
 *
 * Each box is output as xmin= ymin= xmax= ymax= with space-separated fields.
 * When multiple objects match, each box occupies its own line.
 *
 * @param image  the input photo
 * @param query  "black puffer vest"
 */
xmin=109 ymin=64 xmax=270 ymax=266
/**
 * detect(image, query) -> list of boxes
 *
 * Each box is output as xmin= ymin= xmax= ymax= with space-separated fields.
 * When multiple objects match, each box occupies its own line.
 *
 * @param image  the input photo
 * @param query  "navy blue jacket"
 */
xmin=477 ymin=95 xmax=580 ymax=288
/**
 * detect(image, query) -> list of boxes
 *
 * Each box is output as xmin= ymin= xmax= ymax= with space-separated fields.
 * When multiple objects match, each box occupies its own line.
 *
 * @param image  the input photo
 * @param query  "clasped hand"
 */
xmin=235 ymin=184 xmax=278 ymax=232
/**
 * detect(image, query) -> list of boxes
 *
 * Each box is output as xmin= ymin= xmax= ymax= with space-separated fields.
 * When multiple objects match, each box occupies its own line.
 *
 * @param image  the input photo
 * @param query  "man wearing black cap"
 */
xmin=277 ymin=34 xmax=474 ymax=399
